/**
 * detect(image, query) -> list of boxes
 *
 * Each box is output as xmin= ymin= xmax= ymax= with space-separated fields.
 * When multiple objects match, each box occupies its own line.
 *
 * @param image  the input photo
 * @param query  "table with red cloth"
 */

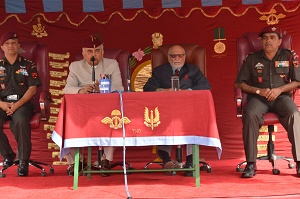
xmin=52 ymin=90 xmax=222 ymax=189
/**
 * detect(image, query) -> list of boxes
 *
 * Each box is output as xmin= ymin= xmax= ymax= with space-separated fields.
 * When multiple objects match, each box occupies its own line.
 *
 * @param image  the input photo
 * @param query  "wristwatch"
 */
xmin=255 ymin=89 xmax=260 ymax=95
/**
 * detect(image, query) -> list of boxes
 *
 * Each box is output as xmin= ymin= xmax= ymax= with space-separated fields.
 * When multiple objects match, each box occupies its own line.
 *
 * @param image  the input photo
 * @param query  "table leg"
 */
xmin=87 ymin=147 xmax=92 ymax=179
xmin=193 ymin=144 xmax=200 ymax=187
xmin=73 ymin=147 xmax=80 ymax=190
xmin=176 ymin=145 xmax=183 ymax=166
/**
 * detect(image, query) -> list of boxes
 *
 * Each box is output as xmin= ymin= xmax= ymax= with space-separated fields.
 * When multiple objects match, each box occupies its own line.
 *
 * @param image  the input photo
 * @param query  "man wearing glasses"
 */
xmin=63 ymin=34 xmax=124 ymax=176
xmin=143 ymin=44 xmax=211 ymax=176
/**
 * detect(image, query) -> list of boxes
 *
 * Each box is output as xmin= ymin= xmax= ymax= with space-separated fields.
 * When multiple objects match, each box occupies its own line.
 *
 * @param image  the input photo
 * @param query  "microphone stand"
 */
xmin=91 ymin=56 xmax=95 ymax=93
xmin=90 ymin=55 xmax=103 ymax=167
xmin=127 ymin=55 xmax=132 ymax=92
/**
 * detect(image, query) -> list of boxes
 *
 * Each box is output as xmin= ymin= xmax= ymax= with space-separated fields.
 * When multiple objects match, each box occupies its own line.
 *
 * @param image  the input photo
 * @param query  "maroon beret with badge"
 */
xmin=258 ymin=26 xmax=283 ymax=39
xmin=0 ymin=32 xmax=18 ymax=46
xmin=83 ymin=34 xmax=102 ymax=48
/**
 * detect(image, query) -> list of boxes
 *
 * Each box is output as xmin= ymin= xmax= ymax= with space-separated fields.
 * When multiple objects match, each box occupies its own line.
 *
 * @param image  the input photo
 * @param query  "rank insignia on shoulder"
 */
xmin=243 ymin=54 xmax=252 ymax=63
xmin=291 ymin=50 xmax=299 ymax=68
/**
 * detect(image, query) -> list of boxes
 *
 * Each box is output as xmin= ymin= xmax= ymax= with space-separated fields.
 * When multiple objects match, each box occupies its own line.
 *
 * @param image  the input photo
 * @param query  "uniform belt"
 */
xmin=1 ymin=94 xmax=20 ymax=101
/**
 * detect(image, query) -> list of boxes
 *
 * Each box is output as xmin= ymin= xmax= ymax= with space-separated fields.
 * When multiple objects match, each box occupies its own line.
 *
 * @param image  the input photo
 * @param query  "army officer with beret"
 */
xmin=235 ymin=26 xmax=300 ymax=178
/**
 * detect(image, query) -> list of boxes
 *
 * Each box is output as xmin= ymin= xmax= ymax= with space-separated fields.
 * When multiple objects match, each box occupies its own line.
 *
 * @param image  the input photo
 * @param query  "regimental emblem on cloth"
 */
xmin=259 ymin=9 xmax=286 ymax=25
xmin=144 ymin=107 xmax=161 ymax=130
xmin=101 ymin=110 xmax=131 ymax=129
xmin=31 ymin=17 xmax=48 ymax=38
xmin=151 ymin=32 xmax=163 ymax=49
xmin=255 ymin=63 xmax=264 ymax=83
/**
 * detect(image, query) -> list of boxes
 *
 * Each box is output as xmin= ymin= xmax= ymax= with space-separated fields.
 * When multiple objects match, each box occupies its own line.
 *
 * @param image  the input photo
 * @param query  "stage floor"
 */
xmin=1 ymin=158 xmax=300 ymax=199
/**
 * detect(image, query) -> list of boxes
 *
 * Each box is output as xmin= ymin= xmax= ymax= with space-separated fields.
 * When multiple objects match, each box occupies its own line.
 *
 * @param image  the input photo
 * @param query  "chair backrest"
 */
xmin=236 ymin=32 xmax=293 ymax=112
xmin=74 ymin=49 xmax=129 ymax=91
xmin=0 ymin=41 xmax=49 ymax=113
xmin=151 ymin=44 xmax=206 ymax=76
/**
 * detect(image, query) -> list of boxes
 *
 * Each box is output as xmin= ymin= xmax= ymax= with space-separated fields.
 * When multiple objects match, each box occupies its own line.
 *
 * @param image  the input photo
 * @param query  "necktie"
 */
xmin=174 ymin=69 xmax=179 ymax=76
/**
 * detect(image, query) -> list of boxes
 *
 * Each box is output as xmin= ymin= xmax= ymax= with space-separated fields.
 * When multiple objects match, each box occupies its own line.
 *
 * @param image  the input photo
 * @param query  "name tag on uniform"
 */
xmin=275 ymin=61 xmax=289 ymax=67
xmin=7 ymin=94 xmax=18 ymax=100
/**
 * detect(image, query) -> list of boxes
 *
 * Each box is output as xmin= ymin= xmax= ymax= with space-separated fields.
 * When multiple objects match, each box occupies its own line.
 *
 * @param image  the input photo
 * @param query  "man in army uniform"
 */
xmin=0 ymin=32 xmax=41 ymax=176
xmin=235 ymin=26 xmax=300 ymax=178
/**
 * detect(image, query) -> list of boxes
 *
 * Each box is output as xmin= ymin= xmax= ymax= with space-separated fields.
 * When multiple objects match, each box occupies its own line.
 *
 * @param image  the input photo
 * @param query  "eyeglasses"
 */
xmin=169 ymin=54 xmax=185 ymax=58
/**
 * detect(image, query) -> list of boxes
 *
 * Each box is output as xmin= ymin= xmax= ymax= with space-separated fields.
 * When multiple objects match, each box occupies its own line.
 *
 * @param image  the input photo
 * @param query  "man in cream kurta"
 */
xmin=63 ymin=34 xmax=124 ymax=176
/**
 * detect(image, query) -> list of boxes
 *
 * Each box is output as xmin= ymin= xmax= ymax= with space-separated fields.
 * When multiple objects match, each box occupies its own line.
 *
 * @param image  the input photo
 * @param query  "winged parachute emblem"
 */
xmin=101 ymin=110 xmax=131 ymax=129
xmin=144 ymin=107 xmax=161 ymax=130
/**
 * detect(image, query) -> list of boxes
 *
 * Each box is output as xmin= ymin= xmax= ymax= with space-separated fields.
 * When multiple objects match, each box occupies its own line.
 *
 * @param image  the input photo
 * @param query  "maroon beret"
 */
xmin=0 ymin=32 xmax=18 ymax=46
xmin=258 ymin=26 xmax=283 ymax=38
xmin=83 ymin=35 xmax=102 ymax=48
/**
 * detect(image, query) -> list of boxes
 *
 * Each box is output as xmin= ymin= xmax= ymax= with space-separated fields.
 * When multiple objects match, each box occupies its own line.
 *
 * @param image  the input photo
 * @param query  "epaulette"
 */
xmin=290 ymin=49 xmax=299 ymax=68
xmin=23 ymin=58 xmax=33 ymax=63
xmin=243 ymin=52 xmax=254 ymax=63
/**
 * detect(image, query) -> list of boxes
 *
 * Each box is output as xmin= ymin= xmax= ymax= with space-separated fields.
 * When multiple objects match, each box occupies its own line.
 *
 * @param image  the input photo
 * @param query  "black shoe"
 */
xmin=17 ymin=160 xmax=29 ymax=177
xmin=100 ymin=159 xmax=111 ymax=177
xmin=163 ymin=160 xmax=180 ymax=176
xmin=183 ymin=161 xmax=193 ymax=177
xmin=296 ymin=162 xmax=300 ymax=177
xmin=66 ymin=159 xmax=87 ymax=176
xmin=241 ymin=163 xmax=257 ymax=178
xmin=3 ymin=152 xmax=16 ymax=167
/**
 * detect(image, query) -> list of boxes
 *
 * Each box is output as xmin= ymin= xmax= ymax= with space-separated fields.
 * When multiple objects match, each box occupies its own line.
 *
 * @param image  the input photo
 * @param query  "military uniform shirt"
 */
xmin=0 ymin=55 xmax=41 ymax=99
xmin=235 ymin=49 xmax=300 ymax=94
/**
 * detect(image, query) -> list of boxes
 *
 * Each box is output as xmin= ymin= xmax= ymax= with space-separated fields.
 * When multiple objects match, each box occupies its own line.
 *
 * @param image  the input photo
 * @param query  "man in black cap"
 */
xmin=63 ymin=34 xmax=124 ymax=176
xmin=0 ymin=32 xmax=41 ymax=176
xmin=235 ymin=25 xmax=300 ymax=178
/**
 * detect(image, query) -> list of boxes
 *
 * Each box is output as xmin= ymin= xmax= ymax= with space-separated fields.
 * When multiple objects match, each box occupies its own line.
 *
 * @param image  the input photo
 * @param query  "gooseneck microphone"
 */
xmin=91 ymin=56 xmax=95 ymax=84
xmin=91 ymin=56 xmax=96 ymax=93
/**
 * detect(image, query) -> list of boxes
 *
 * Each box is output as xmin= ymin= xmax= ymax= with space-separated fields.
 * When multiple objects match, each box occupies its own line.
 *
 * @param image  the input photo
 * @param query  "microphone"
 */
xmin=91 ymin=56 xmax=95 ymax=92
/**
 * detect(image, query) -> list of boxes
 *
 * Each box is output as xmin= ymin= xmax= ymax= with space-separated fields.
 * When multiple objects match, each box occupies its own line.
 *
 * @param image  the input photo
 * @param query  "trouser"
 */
xmin=157 ymin=145 xmax=193 ymax=162
xmin=242 ymin=95 xmax=300 ymax=162
xmin=65 ymin=146 xmax=116 ymax=164
xmin=0 ymin=102 xmax=34 ymax=161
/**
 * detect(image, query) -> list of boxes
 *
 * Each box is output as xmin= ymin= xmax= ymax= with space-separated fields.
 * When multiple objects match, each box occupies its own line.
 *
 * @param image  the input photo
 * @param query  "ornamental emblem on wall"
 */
xmin=259 ymin=9 xmax=285 ymax=25
xmin=32 ymin=17 xmax=48 ymax=38
xmin=101 ymin=110 xmax=131 ymax=129
xmin=213 ymin=27 xmax=226 ymax=54
xmin=144 ymin=107 xmax=161 ymax=130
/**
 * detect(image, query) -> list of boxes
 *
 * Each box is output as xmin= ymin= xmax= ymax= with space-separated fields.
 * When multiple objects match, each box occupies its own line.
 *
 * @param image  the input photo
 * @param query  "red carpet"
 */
xmin=1 ymin=158 xmax=300 ymax=199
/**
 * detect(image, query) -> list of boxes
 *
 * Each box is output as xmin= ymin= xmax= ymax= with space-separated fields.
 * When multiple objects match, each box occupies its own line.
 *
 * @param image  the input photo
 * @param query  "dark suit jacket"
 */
xmin=143 ymin=63 xmax=211 ymax=91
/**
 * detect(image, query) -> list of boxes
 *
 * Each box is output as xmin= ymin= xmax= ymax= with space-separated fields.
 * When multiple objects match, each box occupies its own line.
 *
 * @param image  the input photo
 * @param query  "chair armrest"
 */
xmin=39 ymin=91 xmax=53 ymax=121
xmin=235 ymin=88 xmax=243 ymax=118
